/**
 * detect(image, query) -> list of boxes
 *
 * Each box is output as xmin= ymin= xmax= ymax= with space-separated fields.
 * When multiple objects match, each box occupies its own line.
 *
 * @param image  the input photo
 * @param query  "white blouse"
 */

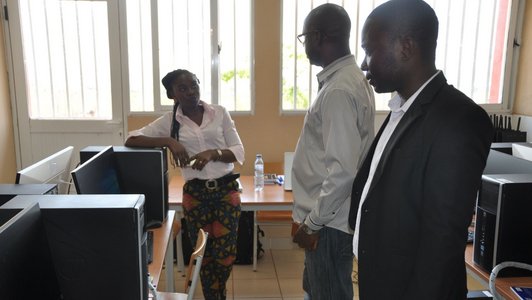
xmin=127 ymin=101 xmax=245 ymax=181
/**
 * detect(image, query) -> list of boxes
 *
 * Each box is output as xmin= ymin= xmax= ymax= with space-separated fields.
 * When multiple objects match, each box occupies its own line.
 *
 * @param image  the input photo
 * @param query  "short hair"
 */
xmin=307 ymin=3 xmax=351 ymax=44
xmin=369 ymin=0 xmax=439 ymax=62
xmin=161 ymin=69 xmax=198 ymax=99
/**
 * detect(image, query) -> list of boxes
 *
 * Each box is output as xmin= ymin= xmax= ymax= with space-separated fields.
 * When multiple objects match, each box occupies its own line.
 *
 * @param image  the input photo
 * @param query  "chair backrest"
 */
xmin=184 ymin=228 xmax=208 ymax=300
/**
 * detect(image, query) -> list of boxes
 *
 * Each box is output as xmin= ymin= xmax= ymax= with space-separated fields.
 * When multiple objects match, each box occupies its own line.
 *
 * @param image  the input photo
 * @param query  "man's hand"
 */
xmin=292 ymin=224 xmax=319 ymax=251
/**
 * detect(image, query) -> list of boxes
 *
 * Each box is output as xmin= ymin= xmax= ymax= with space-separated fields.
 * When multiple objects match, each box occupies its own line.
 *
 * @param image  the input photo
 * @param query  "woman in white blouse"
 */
xmin=125 ymin=69 xmax=245 ymax=300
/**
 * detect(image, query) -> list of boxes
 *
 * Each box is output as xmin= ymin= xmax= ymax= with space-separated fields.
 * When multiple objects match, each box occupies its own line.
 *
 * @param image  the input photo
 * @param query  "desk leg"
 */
xmin=165 ymin=228 xmax=175 ymax=292
xmin=253 ymin=211 xmax=258 ymax=272
xmin=176 ymin=230 xmax=184 ymax=273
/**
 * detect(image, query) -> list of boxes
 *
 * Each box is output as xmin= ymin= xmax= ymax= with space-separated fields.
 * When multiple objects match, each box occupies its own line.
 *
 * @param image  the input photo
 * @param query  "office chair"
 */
xmin=175 ymin=228 xmax=208 ymax=300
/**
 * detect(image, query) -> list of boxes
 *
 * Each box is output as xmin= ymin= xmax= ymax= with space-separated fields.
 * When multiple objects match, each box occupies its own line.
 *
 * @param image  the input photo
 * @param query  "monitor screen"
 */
xmin=0 ymin=201 xmax=62 ymax=300
xmin=16 ymin=146 xmax=74 ymax=194
xmin=71 ymin=146 xmax=122 ymax=194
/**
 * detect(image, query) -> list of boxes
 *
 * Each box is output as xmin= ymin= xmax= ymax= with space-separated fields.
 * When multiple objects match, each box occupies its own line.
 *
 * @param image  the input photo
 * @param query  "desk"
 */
xmin=169 ymin=176 xmax=293 ymax=270
xmin=149 ymin=210 xmax=176 ymax=292
xmin=465 ymin=244 xmax=532 ymax=299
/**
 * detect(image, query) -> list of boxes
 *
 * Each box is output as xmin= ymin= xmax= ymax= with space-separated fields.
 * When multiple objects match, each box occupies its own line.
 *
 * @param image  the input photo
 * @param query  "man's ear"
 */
xmin=320 ymin=31 xmax=327 ymax=43
xmin=316 ymin=31 xmax=327 ymax=46
xmin=399 ymin=35 xmax=415 ymax=61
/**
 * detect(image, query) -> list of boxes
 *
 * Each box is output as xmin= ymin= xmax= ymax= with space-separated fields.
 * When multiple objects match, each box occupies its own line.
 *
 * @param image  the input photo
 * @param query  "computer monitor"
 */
xmin=71 ymin=146 xmax=122 ymax=194
xmin=2 ymin=194 xmax=148 ymax=300
xmin=16 ymin=146 xmax=74 ymax=194
xmin=512 ymin=143 xmax=532 ymax=162
xmin=80 ymin=146 xmax=169 ymax=228
xmin=0 ymin=183 xmax=58 ymax=206
xmin=0 ymin=201 xmax=62 ymax=300
xmin=483 ymin=149 xmax=532 ymax=174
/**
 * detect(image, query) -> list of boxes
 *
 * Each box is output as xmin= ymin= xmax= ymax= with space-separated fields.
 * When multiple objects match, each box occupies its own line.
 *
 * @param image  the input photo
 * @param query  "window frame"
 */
xmin=279 ymin=0 xmax=526 ymax=115
xmin=125 ymin=0 xmax=255 ymax=116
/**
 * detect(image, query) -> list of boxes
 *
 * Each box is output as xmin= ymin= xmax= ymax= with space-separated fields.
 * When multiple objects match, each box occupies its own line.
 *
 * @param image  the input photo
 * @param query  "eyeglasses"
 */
xmin=297 ymin=30 xmax=319 ymax=45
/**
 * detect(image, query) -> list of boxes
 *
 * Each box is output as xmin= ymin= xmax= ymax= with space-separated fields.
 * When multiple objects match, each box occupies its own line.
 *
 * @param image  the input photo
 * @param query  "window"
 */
xmin=282 ymin=0 xmax=520 ymax=112
xmin=18 ymin=0 xmax=113 ymax=120
xmin=127 ymin=0 xmax=253 ymax=113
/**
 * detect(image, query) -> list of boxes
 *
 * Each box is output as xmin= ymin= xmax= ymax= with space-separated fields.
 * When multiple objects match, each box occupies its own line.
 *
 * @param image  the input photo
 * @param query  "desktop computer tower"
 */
xmin=1 ymin=194 xmax=149 ymax=300
xmin=474 ymin=174 xmax=532 ymax=277
xmin=0 ymin=183 xmax=57 ymax=206
xmin=80 ymin=146 xmax=169 ymax=228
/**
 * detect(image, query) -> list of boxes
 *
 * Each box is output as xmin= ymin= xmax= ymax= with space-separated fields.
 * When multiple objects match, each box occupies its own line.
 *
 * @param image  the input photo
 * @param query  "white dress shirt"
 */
xmin=292 ymin=54 xmax=376 ymax=234
xmin=353 ymin=71 xmax=440 ymax=256
xmin=127 ymin=101 xmax=245 ymax=181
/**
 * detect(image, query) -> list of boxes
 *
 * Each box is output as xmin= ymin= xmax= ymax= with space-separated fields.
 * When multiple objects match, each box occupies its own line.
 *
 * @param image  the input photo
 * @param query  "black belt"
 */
xmin=187 ymin=173 xmax=240 ymax=190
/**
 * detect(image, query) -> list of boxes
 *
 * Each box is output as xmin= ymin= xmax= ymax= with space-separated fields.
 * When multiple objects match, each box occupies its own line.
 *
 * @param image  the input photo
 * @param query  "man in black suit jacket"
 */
xmin=349 ymin=1 xmax=494 ymax=299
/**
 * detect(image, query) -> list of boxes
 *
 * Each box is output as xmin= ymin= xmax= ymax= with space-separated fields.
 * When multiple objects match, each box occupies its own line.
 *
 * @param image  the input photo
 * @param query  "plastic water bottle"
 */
xmin=254 ymin=154 xmax=264 ymax=191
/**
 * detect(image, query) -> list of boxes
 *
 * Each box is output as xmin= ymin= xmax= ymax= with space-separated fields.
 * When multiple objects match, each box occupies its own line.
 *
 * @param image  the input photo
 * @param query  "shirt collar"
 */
xmin=388 ymin=93 xmax=405 ymax=112
xmin=316 ymin=54 xmax=355 ymax=86
xmin=175 ymin=100 xmax=215 ymax=122
xmin=390 ymin=70 xmax=441 ymax=114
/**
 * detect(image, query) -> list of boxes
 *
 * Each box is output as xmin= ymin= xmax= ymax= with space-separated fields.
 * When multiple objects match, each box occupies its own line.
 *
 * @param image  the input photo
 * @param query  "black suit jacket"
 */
xmin=349 ymin=73 xmax=493 ymax=299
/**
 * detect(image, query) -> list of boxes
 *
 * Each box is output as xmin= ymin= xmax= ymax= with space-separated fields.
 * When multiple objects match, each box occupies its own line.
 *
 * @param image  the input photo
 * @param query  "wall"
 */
xmin=0 ymin=20 xmax=17 ymax=183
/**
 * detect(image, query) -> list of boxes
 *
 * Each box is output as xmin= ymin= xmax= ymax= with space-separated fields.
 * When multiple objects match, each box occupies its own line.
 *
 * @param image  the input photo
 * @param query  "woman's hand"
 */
xmin=188 ymin=150 xmax=218 ymax=171
xmin=168 ymin=139 xmax=189 ymax=167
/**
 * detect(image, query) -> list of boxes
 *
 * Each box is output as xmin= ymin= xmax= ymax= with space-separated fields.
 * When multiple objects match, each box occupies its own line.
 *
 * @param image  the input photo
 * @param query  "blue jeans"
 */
xmin=303 ymin=226 xmax=354 ymax=300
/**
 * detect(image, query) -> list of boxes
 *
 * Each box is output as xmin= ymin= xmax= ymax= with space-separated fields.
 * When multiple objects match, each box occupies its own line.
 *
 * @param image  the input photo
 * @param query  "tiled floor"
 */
xmin=160 ymin=247 xmax=355 ymax=299
xmin=157 ymin=223 xmax=486 ymax=300
xmin=159 ymin=248 xmax=489 ymax=299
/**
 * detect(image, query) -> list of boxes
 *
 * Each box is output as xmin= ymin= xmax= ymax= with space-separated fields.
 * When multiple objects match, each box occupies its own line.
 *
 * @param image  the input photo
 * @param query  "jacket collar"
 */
xmin=366 ymin=72 xmax=447 ymax=195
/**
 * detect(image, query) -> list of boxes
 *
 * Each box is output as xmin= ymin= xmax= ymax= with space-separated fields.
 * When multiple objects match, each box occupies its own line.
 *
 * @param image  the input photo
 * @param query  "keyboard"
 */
xmin=147 ymin=231 xmax=154 ymax=264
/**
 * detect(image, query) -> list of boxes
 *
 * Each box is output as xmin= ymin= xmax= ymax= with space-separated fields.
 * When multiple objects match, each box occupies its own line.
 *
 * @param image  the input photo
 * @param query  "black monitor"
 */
xmin=0 ymin=183 xmax=57 ymax=206
xmin=71 ymin=146 xmax=122 ymax=194
xmin=80 ymin=146 xmax=169 ymax=228
xmin=0 ymin=201 xmax=62 ymax=300
xmin=1 ymin=194 xmax=148 ymax=300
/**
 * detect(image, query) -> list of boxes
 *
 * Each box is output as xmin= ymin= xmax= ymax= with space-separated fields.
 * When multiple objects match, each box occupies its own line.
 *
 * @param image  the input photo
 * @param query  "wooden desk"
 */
xmin=149 ymin=210 xmax=176 ymax=292
xmin=169 ymin=175 xmax=294 ymax=270
xmin=465 ymin=244 xmax=532 ymax=299
xmin=169 ymin=175 xmax=293 ymax=211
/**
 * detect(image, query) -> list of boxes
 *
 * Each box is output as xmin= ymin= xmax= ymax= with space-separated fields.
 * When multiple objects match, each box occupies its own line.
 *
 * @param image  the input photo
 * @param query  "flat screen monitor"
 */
xmin=16 ymin=146 xmax=74 ymax=194
xmin=79 ymin=146 xmax=169 ymax=228
xmin=483 ymin=149 xmax=532 ymax=175
xmin=71 ymin=146 xmax=122 ymax=194
xmin=512 ymin=143 xmax=532 ymax=162
xmin=0 ymin=201 xmax=62 ymax=300
xmin=2 ymin=195 xmax=148 ymax=300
